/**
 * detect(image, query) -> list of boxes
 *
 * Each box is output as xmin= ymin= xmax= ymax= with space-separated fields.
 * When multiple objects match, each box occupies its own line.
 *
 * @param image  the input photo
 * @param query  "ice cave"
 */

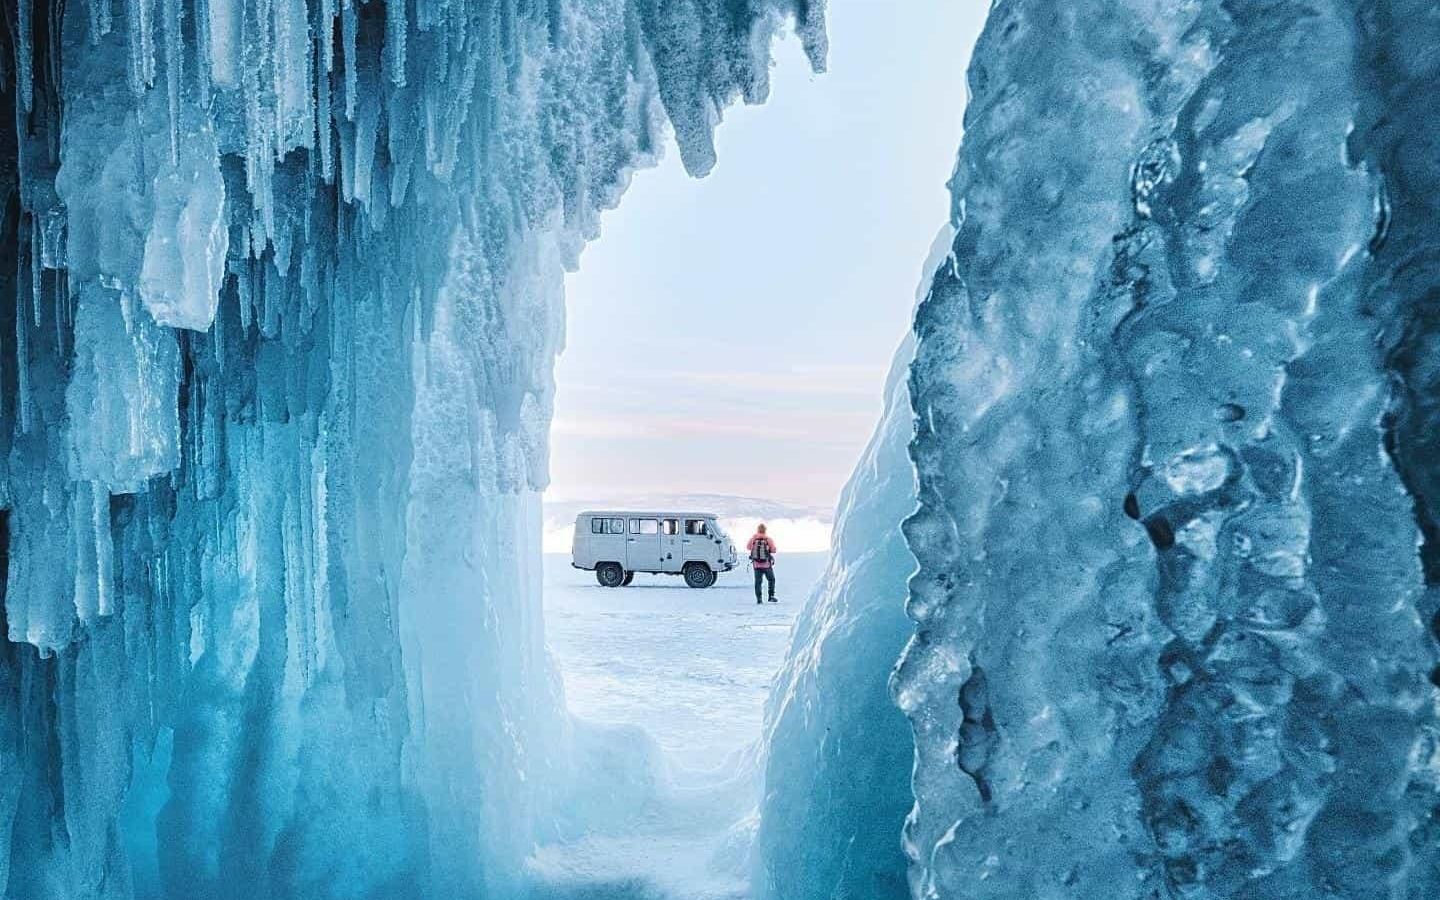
xmin=3 ymin=0 xmax=1440 ymax=898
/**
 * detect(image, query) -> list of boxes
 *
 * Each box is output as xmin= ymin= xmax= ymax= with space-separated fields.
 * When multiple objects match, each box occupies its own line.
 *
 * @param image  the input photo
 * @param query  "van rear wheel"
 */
xmin=683 ymin=563 xmax=716 ymax=589
xmin=596 ymin=563 xmax=626 ymax=587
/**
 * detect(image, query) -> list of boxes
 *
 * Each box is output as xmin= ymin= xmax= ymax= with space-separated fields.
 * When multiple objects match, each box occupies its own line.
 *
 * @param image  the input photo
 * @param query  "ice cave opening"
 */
xmin=529 ymin=8 xmax=969 ymax=896
xmin=10 ymin=2 xmax=1440 ymax=900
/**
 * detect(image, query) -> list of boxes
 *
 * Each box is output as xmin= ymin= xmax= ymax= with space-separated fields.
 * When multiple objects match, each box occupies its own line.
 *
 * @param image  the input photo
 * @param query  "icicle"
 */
xmin=385 ymin=0 xmax=407 ymax=88
xmin=317 ymin=49 xmax=335 ymax=182
xmin=236 ymin=259 xmax=253 ymax=332
xmin=59 ymin=274 xmax=72 ymax=327
xmin=54 ymin=279 xmax=65 ymax=355
xmin=261 ymin=259 xmax=282 ymax=338
xmin=299 ymin=217 xmax=319 ymax=327
xmin=271 ymin=0 xmax=315 ymax=155
xmin=71 ymin=483 xmax=113 ymax=621
xmin=243 ymin=35 xmax=277 ymax=245
xmin=164 ymin=0 xmax=182 ymax=164
xmin=93 ymin=488 xmax=114 ymax=616
xmin=390 ymin=114 xmax=415 ymax=208
xmin=16 ymin=0 xmax=34 ymax=113
xmin=39 ymin=207 xmax=66 ymax=269
xmin=193 ymin=0 xmax=212 ymax=99
xmin=125 ymin=0 xmax=158 ymax=94
xmin=30 ymin=218 xmax=43 ymax=327
xmin=320 ymin=0 xmax=336 ymax=73
xmin=71 ymin=494 xmax=97 ymax=623
xmin=88 ymin=0 xmax=113 ymax=41
xmin=342 ymin=0 xmax=358 ymax=120
xmin=434 ymin=30 xmax=482 ymax=179
xmin=208 ymin=0 xmax=238 ymax=88
xmin=425 ymin=91 xmax=440 ymax=173
xmin=213 ymin=293 xmax=225 ymax=369
xmin=16 ymin=286 xmax=33 ymax=435
xmin=353 ymin=93 xmax=379 ymax=208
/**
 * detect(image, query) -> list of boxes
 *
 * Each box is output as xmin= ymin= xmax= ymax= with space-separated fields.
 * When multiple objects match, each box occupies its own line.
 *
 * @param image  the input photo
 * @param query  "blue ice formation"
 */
xmin=0 ymin=1 xmax=822 ymax=897
xmin=888 ymin=1 xmax=1440 ymax=897
xmin=12 ymin=0 xmax=1440 ymax=898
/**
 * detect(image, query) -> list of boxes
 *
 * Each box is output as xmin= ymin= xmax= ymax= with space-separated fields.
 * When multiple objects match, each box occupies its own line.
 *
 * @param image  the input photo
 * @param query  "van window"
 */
xmin=630 ymin=518 xmax=659 ymax=535
xmin=590 ymin=518 xmax=604 ymax=534
xmin=662 ymin=519 xmax=679 ymax=536
xmin=684 ymin=519 xmax=708 ymax=536
xmin=591 ymin=517 xmax=625 ymax=535
xmin=609 ymin=517 xmax=625 ymax=534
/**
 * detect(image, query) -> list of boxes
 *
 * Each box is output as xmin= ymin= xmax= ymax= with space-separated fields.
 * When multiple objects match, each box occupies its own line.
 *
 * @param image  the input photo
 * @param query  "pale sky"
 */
xmin=549 ymin=2 xmax=987 ymax=512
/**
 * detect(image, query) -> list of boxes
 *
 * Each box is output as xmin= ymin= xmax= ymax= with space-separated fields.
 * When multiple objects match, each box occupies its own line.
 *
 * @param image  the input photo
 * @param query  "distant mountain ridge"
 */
xmin=543 ymin=493 xmax=833 ymax=523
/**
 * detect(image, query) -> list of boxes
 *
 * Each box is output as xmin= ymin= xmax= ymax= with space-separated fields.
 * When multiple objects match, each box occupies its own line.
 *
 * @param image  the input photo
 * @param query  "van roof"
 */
xmin=577 ymin=511 xmax=718 ymax=520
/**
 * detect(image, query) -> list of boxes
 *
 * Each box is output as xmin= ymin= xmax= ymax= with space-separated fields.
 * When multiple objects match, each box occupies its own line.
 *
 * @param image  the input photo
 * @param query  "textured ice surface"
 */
xmin=0 ymin=2 xmax=823 ymax=897
xmin=894 ymin=1 xmax=1440 ymax=898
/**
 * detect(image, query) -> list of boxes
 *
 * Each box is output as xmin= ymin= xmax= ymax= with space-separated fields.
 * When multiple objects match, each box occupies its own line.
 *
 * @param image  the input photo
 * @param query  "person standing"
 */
xmin=748 ymin=524 xmax=778 ymax=604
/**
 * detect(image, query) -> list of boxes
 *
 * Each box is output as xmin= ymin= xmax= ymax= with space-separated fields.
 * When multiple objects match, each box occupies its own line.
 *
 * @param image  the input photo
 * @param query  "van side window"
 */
xmin=590 ymin=518 xmax=604 ymax=534
xmin=609 ymin=518 xmax=625 ymax=534
xmin=662 ymin=519 xmax=679 ymax=536
xmin=684 ymin=519 xmax=708 ymax=536
xmin=630 ymin=518 xmax=659 ymax=535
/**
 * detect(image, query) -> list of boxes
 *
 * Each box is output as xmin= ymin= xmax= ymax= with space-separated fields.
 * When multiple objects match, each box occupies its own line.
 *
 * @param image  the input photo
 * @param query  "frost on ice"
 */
xmin=0 ymin=1 xmax=823 ymax=897
xmin=890 ymin=1 xmax=1440 ymax=898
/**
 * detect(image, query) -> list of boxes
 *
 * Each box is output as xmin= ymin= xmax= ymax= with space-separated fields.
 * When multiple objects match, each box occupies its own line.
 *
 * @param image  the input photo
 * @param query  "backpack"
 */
xmin=751 ymin=537 xmax=770 ymax=563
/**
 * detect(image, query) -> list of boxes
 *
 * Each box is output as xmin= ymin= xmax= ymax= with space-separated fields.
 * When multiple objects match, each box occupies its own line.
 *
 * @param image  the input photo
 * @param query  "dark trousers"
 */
xmin=754 ymin=566 xmax=775 ymax=602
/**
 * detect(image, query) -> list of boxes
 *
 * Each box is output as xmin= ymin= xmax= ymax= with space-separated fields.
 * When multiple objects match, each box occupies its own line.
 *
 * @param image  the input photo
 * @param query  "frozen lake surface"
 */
xmin=531 ymin=551 xmax=828 ymax=898
xmin=544 ymin=552 xmax=825 ymax=768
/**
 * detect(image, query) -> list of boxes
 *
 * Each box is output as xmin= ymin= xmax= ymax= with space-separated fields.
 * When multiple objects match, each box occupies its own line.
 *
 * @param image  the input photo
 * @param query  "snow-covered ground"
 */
xmin=531 ymin=551 xmax=828 ymax=898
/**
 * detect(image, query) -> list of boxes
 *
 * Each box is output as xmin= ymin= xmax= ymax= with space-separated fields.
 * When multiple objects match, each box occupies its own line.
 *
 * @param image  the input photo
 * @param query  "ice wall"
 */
xmin=0 ymin=1 xmax=824 ymax=897
xmin=895 ymin=1 xmax=1440 ymax=898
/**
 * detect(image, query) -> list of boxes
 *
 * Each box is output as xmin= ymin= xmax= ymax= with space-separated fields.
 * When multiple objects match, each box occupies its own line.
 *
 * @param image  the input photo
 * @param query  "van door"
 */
xmin=682 ymin=518 xmax=715 ymax=564
xmin=626 ymin=517 xmax=662 ymax=572
xmin=660 ymin=518 xmax=683 ymax=573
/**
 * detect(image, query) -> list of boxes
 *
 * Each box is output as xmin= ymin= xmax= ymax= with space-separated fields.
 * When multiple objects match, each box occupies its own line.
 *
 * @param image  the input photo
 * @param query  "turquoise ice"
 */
xmin=0 ymin=2 xmax=822 ymax=897
xmin=6 ymin=2 xmax=1440 ymax=899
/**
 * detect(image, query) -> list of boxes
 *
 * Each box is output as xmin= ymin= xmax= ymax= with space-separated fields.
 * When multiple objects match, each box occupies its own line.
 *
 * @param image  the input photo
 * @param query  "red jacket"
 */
xmin=747 ymin=534 xmax=777 ymax=569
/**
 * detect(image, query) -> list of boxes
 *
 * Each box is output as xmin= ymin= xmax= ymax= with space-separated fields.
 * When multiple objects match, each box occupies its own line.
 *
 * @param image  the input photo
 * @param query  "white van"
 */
xmin=571 ymin=511 xmax=739 ymax=588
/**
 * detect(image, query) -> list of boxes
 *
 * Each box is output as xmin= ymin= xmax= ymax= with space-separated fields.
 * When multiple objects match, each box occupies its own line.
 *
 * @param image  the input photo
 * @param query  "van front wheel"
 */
xmin=596 ymin=563 xmax=626 ymax=587
xmin=683 ymin=563 xmax=716 ymax=589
